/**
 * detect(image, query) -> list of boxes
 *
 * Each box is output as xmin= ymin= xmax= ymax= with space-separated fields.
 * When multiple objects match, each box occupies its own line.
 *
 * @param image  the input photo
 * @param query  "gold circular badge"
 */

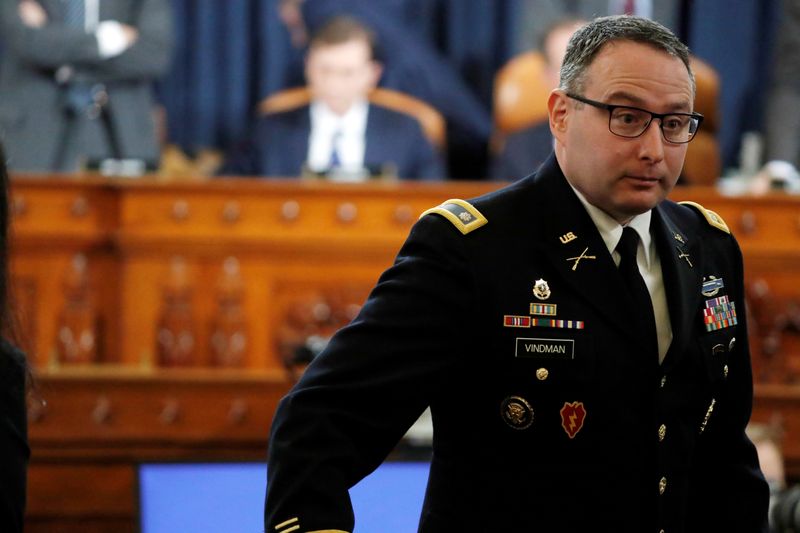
xmin=501 ymin=396 xmax=534 ymax=430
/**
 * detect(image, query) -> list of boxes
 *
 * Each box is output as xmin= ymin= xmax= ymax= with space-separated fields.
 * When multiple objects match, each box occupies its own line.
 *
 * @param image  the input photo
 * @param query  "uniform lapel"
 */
xmin=531 ymin=158 xmax=643 ymax=346
xmin=651 ymin=206 xmax=703 ymax=370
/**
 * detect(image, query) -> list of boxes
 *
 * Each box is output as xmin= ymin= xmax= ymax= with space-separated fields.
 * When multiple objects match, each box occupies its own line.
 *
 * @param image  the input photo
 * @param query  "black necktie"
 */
xmin=616 ymin=227 xmax=658 ymax=357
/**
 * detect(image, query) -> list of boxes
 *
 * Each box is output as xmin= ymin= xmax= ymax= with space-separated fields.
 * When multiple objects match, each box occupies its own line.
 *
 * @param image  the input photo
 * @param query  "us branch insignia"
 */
xmin=560 ymin=401 xmax=586 ymax=439
xmin=501 ymin=396 xmax=534 ymax=430
xmin=533 ymin=279 xmax=551 ymax=300
xmin=559 ymin=231 xmax=577 ymax=244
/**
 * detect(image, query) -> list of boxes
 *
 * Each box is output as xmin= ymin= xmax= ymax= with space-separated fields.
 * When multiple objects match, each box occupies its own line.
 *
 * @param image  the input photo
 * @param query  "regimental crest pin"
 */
xmin=533 ymin=279 xmax=551 ymax=300
xmin=673 ymin=232 xmax=685 ymax=244
xmin=501 ymin=396 xmax=534 ymax=430
xmin=560 ymin=401 xmax=586 ymax=439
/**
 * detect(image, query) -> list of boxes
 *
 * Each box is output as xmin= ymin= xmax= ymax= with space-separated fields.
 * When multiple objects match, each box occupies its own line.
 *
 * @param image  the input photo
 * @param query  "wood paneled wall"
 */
xmin=9 ymin=175 xmax=800 ymax=530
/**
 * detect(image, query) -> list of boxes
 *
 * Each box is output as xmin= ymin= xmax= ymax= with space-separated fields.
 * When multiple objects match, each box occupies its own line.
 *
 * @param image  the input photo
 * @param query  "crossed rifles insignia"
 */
xmin=566 ymin=247 xmax=596 ymax=272
xmin=560 ymin=232 xmax=596 ymax=272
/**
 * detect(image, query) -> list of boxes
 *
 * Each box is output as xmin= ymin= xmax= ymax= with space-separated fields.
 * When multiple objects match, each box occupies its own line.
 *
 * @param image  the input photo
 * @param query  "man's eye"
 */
xmin=614 ymin=111 xmax=643 ymax=124
xmin=663 ymin=117 xmax=687 ymax=131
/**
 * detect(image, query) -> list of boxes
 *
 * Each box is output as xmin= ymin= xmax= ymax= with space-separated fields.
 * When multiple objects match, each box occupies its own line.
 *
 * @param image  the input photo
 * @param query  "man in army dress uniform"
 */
xmin=265 ymin=15 xmax=769 ymax=533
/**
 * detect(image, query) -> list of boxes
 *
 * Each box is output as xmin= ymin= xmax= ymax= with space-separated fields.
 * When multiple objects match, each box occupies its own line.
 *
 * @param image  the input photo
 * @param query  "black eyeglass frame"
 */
xmin=565 ymin=93 xmax=704 ymax=144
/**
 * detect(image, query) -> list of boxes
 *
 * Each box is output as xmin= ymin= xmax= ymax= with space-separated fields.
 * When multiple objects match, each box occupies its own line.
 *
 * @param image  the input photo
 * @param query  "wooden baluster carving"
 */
xmin=56 ymin=254 xmax=98 ymax=364
xmin=746 ymin=279 xmax=800 ymax=383
xmin=210 ymin=257 xmax=247 ymax=367
xmin=277 ymin=292 xmax=331 ymax=382
xmin=156 ymin=257 xmax=196 ymax=367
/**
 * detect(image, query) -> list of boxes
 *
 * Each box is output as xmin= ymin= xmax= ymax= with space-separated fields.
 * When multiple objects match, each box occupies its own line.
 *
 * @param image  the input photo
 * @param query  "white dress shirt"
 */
xmin=71 ymin=0 xmax=131 ymax=58
xmin=307 ymin=100 xmax=369 ymax=181
xmin=570 ymin=185 xmax=673 ymax=363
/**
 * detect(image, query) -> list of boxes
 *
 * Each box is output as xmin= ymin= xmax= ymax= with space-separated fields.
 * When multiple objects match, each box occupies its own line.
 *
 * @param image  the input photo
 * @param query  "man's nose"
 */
xmin=638 ymin=119 xmax=666 ymax=162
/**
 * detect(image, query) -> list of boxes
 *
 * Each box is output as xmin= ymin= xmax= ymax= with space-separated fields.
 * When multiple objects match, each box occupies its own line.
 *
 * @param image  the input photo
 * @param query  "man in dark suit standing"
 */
xmin=265 ymin=15 xmax=768 ymax=532
xmin=0 ymin=0 xmax=173 ymax=173
xmin=222 ymin=16 xmax=444 ymax=181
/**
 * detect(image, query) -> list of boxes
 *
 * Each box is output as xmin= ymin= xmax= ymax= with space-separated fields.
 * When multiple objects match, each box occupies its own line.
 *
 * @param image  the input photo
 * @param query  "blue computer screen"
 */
xmin=139 ymin=461 xmax=430 ymax=532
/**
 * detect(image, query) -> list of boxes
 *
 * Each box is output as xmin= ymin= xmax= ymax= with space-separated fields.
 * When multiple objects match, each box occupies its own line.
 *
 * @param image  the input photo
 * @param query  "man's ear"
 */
xmin=548 ymin=89 xmax=569 ymax=143
xmin=368 ymin=61 xmax=384 ymax=89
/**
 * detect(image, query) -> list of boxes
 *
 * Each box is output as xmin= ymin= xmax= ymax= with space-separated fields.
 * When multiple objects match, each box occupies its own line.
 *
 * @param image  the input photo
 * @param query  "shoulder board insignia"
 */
xmin=420 ymin=198 xmax=488 ymax=235
xmin=679 ymin=201 xmax=729 ymax=234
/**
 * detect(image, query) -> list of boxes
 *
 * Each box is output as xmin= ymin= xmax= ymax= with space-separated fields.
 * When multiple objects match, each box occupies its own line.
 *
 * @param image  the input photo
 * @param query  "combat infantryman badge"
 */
xmin=501 ymin=396 xmax=534 ymax=430
xmin=560 ymin=401 xmax=586 ymax=439
xmin=702 ymin=276 xmax=724 ymax=297
xmin=533 ymin=279 xmax=551 ymax=300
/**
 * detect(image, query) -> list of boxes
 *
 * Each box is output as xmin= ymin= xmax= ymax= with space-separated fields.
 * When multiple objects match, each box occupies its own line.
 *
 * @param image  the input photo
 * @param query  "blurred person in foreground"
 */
xmin=221 ymin=15 xmax=444 ymax=181
xmin=0 ymin=0 xmax=173 ymax=173
xmin=0 ymin=146 xmax=30 ymax=532
xmin=265 ymin=15 xmax=768 ymax=532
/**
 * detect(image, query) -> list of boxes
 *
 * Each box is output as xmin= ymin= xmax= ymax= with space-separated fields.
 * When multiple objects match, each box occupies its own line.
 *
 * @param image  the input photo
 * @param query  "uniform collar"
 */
xmin=568 ymin=183 xmax=654 ymax=269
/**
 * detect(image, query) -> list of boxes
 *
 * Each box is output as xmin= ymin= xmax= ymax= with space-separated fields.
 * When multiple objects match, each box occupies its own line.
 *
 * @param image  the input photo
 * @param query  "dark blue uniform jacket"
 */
xmin=265 ymin=155 xmax=769 ymax=532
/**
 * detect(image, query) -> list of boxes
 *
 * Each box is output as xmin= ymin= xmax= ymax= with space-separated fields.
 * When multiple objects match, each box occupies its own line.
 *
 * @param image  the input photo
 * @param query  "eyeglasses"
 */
xmin=565 ymin=93 xmax=703 ymax=144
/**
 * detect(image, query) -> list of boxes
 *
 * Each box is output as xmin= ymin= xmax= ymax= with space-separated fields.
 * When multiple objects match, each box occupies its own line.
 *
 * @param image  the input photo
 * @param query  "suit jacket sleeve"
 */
xmin=687 ymin=230 xmax=769 ymax=532
xmin=0 ymin=0 xmax=100 ymax=68
xmin=265 ymin=214 xmax=477 ymax=531
xmin=89 ymin=0 xmax=174 ymax=82
xmin=0 ymin=0 xmax=173 ymax=82
xmin=408 ymin=122 xmax=445 ymax=181
xmin=0 ymin=340 xmax=29 ymax=533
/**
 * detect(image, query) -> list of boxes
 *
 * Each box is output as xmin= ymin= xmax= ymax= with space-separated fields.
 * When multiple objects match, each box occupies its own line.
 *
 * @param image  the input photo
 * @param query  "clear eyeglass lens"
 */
xmin=609 ymin=107 xmax=696 ymax=142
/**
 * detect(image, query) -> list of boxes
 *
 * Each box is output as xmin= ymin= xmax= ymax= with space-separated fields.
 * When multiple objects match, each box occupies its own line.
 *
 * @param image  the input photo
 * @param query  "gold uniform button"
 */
xmin=659 ymin=477 xmax=667 ymax=495
xmin=723 ymin=364 xmax=729 ymax=378
xmin=660 ymin=529 xmax=665 ymax=533
xmin=658 ymin=424 xmax=666 ymax=442
xmin=536 ymin=368 xmax=549 ymax=381
xmin=659 ymin=375 xmax=667 ymax=388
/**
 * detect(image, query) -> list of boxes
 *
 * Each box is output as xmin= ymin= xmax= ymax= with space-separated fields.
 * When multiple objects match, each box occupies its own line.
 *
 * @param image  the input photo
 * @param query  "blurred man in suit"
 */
xmin=0 ymin=0 xmax=173 ymax=173
xmin=514 ymin=0 xmax=680 ymax=55
xmin=278 ymin=0 xmax=490 ymax=179
xmin=492 ymin=17 xmax=585 ymax=181
xmin=221 ymin=15 xmax=444 ymax=181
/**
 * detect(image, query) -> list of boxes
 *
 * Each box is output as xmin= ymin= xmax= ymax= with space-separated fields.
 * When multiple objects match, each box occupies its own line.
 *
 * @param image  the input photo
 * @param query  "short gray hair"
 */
xmin=559 ymin=15 xmax=694 ymax=96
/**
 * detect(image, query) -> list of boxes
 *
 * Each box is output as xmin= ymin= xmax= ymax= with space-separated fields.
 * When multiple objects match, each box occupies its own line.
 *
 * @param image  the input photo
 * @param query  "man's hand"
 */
xmin=18 ymin=0 xmax=47 ymax=28
xmin=120 ymin=24 xmax=139 ymax=48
